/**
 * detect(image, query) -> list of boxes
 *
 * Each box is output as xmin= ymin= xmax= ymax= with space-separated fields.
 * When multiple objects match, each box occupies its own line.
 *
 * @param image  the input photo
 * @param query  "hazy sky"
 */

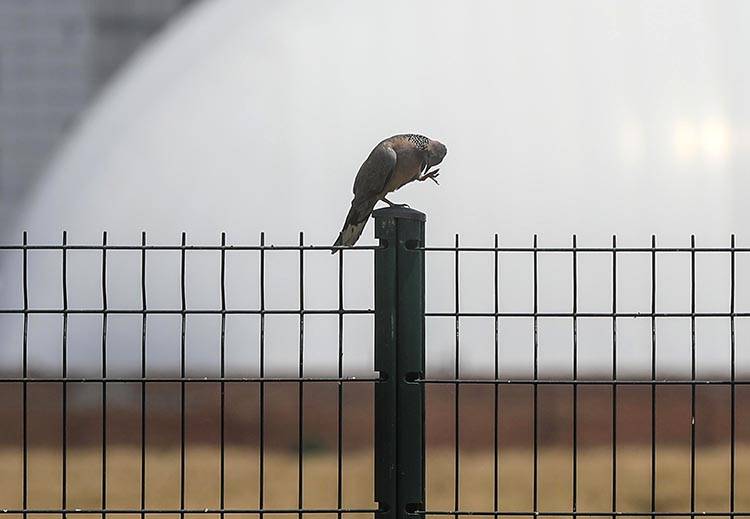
xmin=1 ymin=0 xmax=748 ymax=378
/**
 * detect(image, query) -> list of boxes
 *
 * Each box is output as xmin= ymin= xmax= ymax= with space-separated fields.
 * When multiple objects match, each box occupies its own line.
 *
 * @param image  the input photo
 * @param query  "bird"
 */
xmin=331 ymin=134 xmax=447 ymax=252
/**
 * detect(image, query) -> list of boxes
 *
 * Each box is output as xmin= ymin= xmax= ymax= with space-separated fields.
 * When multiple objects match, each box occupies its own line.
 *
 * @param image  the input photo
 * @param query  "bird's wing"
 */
xmin=331 ymin=142 xmax=398 ymax=252
xmin=352 ymin=143 xmax=397 ymax=199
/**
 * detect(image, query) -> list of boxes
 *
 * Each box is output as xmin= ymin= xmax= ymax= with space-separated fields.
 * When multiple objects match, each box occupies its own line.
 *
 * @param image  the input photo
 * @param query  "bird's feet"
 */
xmin=382 ymin=197 xmax=409 ymax=208
xmin=418 ymin=168 xmax=440 ymax=185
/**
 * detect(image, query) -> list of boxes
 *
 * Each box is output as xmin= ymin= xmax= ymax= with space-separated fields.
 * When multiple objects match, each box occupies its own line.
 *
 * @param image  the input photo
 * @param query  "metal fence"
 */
xmin=0 ymin=207 xmax=748 ymax=519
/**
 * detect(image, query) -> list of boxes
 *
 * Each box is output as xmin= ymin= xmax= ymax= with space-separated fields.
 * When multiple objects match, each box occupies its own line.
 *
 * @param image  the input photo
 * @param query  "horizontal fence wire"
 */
xmin=1 ymin=245 xmax=749 ymax=252
xmin=1 ymin=510 xmax=750 ymax=516
xmin=0 ymin=232 xmax=748 ymax=519
xmin=0 ymin=509 xmax=378 ymax=515
xmin=417 ymin=512 xmax=750 ymax=517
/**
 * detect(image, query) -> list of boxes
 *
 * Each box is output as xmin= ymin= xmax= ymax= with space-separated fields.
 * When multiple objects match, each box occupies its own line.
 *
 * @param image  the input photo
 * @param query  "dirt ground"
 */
xmin=1 ymin=445 xmax=748 ymax=519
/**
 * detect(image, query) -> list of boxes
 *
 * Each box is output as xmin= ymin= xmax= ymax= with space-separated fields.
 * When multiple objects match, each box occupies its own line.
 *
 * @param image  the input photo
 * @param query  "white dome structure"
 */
xmin=1 ymin=0 xmax=748 ymax=375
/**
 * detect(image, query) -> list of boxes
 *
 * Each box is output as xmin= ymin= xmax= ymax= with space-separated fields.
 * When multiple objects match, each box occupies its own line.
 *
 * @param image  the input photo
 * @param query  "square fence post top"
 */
xmin=372 ymin=207 xmax=426 ymax=222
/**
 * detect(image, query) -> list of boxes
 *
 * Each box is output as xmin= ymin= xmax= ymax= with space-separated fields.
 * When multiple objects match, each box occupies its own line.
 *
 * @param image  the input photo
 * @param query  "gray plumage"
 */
xmin=332 ymin=134 xmax=447 ymax=252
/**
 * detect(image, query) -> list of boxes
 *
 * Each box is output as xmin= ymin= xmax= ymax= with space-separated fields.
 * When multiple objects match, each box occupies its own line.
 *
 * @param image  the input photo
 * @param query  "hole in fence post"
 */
xmin=404 ymin=502 xmax=424 ymax=515
xmin=404 ymin=239 xmax=421 ymax=250
xmin=404 ymin=372 xmax=422 ymax=383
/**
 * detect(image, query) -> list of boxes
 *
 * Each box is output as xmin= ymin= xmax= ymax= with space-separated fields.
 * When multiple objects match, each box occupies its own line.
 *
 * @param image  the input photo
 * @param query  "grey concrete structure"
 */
xmin=0 ymin=0 xmax=194 ymax=228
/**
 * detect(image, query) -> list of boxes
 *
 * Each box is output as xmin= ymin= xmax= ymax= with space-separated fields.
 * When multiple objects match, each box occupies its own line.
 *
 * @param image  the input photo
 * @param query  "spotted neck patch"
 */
xmin=405 ymin=134 xmax=429 ymax=151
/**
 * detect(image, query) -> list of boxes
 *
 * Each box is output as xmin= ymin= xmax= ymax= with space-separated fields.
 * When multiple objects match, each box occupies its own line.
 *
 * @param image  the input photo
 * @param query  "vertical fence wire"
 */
xmin=572 ymin=235 xmax=578 ymax=518
xmin=180 ymin=232 xmax=187 ymax=519
xmin=611 ymin=236 xmax=618 ymax=518
xmin=101 ymin=231 xmax=108 ymax=519
xmin=337 ymin=241 xmax=345 ymax=519
xmin=220 ymin=232 xmax=227 ymax=519
xmin=61 ymin=230 xmax=69 ymax=519
xmin=690 ymin=236 xmax=697 ymax=516
xmin=650 ymin=235 xmax=657 ymax=519
xmin=21 ymin=231 xmax=29 ymax=519
xmin=730 ymin=234 xmax=736 ymax=514
xmin=493 ymin=234 xmax=500 ymax=515
xmin=140 ymin=231 xmax=148 ymax=519
xmin=298 ymin=232 xmax=305 ymax=519
xmin=259 ymin=232 xmax=266 ymax=519
xmin=532 ymin=235 xmax=539 ymax=515
xmin=454 ymin=234 xmax=460 ymax=519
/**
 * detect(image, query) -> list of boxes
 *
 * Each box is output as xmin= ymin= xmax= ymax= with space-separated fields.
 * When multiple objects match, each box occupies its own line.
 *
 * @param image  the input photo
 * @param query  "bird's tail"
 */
xmin=331 ymin=198 xmax=377 ymax=254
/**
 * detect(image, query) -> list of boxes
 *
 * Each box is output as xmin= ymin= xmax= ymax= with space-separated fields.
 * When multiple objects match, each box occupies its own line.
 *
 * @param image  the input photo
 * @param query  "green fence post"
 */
xmin=374 ymin=206 xmax=426 ymax=519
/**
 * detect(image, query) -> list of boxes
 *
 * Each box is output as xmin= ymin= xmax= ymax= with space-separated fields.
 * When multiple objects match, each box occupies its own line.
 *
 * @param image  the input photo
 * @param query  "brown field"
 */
xmin=3 ymin=384 xmax=750 ymax=451
xmin=1 ymin=446 xmax=749 ymax=519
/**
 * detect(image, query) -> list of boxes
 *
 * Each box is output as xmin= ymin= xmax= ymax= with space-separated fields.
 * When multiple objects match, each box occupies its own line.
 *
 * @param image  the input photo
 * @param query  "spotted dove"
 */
xmin=332 ymin=134 xmax=447 ymax=252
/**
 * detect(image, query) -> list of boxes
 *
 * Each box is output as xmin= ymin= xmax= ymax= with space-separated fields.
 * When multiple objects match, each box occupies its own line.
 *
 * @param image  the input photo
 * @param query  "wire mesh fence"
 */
xmin=0 ymin=208 xmax=748 ymax=519
xmin=0 ymin=230 xmax=380 ymax=519
xmin=420 ymin=232 xmax=749 ymax=519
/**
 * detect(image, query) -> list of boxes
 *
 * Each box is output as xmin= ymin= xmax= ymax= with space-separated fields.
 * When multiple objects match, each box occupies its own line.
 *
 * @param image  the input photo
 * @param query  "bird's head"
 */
xmin=426 ymin=139 xmax=447 ymax=167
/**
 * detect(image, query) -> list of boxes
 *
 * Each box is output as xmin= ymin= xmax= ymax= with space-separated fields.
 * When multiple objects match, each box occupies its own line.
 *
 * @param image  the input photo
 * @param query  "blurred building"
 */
xmin=0 ymin=0 xmax=195 ymax=229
